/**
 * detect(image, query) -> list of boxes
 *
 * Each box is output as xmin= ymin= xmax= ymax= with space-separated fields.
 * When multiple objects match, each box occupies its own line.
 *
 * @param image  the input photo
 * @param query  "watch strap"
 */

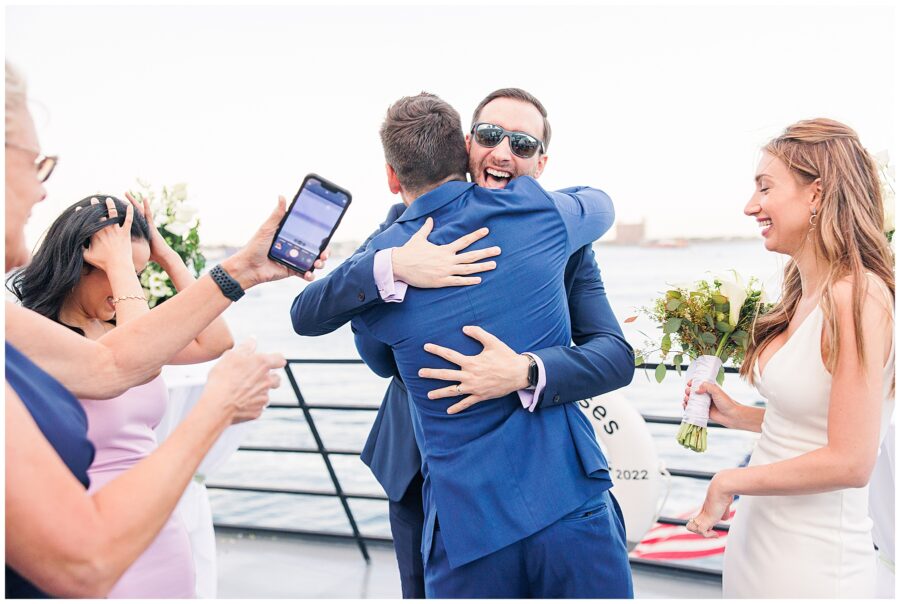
xmin=210 ymin=264 xmax=245 ymax=302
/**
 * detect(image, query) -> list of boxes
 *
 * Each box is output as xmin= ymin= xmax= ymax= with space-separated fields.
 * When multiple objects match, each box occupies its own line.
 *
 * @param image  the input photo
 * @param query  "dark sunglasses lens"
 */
xmin=510 ymin=134 xmax=540 ymax=158
xmin=475 ymin=124 xmax=504 ymax=147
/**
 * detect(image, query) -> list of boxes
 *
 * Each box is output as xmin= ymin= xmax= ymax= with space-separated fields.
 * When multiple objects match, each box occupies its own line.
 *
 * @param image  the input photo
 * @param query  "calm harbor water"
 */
xmin=207 ymin=240 xmax=784 ymax=570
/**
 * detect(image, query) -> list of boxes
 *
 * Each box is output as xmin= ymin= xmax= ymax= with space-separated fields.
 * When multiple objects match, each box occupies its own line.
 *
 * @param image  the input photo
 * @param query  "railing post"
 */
xmin=284 ymin=362 xmax=371 ymax=563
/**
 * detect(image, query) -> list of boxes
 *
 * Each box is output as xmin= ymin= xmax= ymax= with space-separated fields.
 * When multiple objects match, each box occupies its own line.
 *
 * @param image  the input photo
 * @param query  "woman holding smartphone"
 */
xmin=9 ymin=192 xmax=239 ymax=597
xmin=5 ymin=61 xmax=324 ymax=597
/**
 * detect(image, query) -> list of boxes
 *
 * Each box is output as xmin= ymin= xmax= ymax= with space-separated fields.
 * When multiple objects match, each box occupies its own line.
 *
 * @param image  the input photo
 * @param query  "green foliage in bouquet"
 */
xmin=129 ymin=180 xmax=205 ymax=307
xmin=631 ymin=273 xmax=771 ymax=383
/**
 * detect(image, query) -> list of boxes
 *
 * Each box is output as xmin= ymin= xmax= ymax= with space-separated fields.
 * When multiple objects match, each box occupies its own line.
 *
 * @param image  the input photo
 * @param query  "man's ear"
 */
xmin=465 ymin=133 xmax=471 ymax=155
xmin=385 ymin=163 xmax=402 ymax=195
xmin=533 ymin=153 xmax=549 ymax=180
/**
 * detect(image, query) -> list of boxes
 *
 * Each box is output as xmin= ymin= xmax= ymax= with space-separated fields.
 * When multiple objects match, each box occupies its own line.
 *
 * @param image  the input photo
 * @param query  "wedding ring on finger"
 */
xmin=456 ymin=384 xmax=462 ymax=395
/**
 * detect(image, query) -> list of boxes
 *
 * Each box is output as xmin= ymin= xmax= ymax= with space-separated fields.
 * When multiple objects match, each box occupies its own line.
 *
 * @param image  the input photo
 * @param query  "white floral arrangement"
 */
xmin=129 ymin=180 xmax=204 ymax=307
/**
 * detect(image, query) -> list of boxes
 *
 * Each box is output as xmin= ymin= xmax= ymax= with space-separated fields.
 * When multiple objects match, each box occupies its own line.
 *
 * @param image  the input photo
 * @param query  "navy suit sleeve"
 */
xmin=532 ymin=244 xmax=634 ymax=408
xmin=290 ymin=203 xmax=404 ymax=336
xmin=351 ymin=319 xmax=400 ymax=380
xmin=548 ymin=186 xmax=615 ymax=254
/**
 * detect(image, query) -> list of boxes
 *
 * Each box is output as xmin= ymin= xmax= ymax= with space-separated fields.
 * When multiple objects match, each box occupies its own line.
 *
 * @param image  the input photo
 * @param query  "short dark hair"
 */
xmin=471 ymin=87 xmax=551 ymax=150
xmin=380 ymin=92 xmax=469 ymax=194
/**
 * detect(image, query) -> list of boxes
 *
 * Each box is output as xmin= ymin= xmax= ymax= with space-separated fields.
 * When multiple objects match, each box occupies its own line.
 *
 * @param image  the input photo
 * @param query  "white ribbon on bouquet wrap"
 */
xmin=683 ymin=355 xmax=723 ymax=428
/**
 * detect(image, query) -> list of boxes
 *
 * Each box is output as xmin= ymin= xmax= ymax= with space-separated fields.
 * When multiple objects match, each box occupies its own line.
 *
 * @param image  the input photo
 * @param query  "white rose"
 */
xmin=165 ymin=220 xmax=191 ymax=237
xmin=174 ymin=203 xmax=199 ymax=225
xmin=155 ymin=210 xmax=171 ymax=227
xmin=171 ymin=183 xmax=188 ymax=202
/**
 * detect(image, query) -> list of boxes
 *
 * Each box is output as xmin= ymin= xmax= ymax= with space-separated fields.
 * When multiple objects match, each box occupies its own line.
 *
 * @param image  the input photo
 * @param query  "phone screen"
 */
xmin=269 ymin=175 xmax=351 ymax=273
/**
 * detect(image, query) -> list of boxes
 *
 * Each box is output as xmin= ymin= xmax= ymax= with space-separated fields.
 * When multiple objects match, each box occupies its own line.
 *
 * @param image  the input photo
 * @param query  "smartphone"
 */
xmin=268 ymin=174 xmax=352 ymax=274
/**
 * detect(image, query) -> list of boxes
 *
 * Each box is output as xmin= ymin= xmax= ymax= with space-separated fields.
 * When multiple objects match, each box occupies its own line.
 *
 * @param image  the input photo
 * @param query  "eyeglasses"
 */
xmin=471 ymin=122 xmax=545 ymax=159
xmin=5 ymin=142 xmax=58 ymax=183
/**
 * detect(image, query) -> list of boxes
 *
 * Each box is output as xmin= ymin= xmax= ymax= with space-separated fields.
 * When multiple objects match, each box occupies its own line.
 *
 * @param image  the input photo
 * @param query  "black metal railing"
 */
xmin=209 ymin=359 xmax=739 ymax=578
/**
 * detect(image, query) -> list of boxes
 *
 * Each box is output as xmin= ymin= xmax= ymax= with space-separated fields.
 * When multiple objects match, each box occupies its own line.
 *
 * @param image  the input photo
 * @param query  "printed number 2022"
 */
xmin=613 ymin=469 xmax=649 ymax=480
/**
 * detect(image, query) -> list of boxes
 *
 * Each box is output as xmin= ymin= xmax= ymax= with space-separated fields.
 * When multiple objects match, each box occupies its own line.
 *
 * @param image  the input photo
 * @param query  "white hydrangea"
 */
xmin=148 ymin=271 xmax=174 ymax=298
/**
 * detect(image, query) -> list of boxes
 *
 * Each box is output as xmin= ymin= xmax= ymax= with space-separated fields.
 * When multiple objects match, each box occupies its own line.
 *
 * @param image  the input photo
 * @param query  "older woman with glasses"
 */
xmin=4 ymin=61 xmax=324 ymax=598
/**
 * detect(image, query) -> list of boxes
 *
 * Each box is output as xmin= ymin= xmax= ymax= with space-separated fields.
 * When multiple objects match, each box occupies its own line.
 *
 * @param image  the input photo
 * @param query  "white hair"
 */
xmin=6 ymin=61 xmax=28 ymax=141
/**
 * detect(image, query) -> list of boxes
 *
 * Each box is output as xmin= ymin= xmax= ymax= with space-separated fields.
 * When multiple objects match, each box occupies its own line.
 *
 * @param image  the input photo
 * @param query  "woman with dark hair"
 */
xmin=9 ymin=194 xmax=235 ymax=597
xmin=10 ymin=195 xmax=152 ymax=324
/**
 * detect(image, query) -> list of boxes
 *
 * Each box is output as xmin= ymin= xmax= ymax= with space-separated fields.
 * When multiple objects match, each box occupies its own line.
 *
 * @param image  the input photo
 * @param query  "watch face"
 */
xmin=528 ymin=359 xmax=538 ymax=386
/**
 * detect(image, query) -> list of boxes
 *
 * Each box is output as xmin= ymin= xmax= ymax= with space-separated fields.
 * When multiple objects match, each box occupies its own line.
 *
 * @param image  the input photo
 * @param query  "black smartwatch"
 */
xmin=210 ymin=264 xmax=245 ymax=302
xmin=525 ymin=354 xmax=539 ymax=389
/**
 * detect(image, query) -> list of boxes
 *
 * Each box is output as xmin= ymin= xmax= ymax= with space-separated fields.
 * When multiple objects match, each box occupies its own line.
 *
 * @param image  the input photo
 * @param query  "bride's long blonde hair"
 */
xmin=740 ymin=118 xmax=894 ymax=387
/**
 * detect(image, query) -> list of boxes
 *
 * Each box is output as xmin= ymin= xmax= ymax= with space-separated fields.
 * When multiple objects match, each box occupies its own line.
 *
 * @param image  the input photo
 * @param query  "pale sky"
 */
xmin=7 ymin=3 xmax=895 ymax=247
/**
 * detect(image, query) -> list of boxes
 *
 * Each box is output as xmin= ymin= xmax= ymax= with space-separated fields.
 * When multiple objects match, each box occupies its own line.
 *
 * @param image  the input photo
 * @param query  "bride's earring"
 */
xmin=809 ymin=208 xmax=818 ymax=229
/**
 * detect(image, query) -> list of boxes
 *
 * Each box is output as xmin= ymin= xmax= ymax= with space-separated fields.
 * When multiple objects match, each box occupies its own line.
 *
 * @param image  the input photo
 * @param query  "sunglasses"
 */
xmin=5 ymin=142 xmax=58 ymax=183
xmin=471 ymin=122 xmax=545 ymax=159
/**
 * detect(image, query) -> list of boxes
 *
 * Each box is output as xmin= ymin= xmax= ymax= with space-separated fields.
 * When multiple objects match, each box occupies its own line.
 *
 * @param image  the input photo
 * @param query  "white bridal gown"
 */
xmin=723 ymin=276 xmax=895 ymax=598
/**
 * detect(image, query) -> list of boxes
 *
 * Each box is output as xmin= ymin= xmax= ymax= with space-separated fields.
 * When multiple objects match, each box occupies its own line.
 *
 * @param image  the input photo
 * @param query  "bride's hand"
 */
xmin=686 ymin=473 xmax=734 ymax=538
xmin=683 ymin=379 xmax=741 ymax=428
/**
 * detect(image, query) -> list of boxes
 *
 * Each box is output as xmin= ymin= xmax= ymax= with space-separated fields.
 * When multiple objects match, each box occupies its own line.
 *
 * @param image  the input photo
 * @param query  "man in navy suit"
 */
xmin=291 ymin=89 xmax=633 ymax=597
xmin=347 ymin=92 xmax=631 ymax=597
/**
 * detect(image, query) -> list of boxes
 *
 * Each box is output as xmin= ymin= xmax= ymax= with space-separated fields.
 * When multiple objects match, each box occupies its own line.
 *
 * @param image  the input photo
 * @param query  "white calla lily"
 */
xmin=718 ymin=277 xmax=748 ymax=326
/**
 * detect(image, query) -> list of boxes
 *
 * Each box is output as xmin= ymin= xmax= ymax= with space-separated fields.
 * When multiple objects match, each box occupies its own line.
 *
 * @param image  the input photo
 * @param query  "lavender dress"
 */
xmin=81 ymin=375 xmax=196 ymax=598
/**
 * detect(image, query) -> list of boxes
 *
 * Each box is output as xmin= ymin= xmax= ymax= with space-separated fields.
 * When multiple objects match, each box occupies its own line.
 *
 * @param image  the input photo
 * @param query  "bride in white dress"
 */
xmin=682 ymin=118 xmax=894 ymax=598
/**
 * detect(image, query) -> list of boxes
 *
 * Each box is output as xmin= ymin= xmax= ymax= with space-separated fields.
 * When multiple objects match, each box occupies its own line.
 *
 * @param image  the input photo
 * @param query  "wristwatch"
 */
xmin=525 ymin=354 xmax=539 ymax=389
xmin=210 ymin=264 xmax=245 ymax=302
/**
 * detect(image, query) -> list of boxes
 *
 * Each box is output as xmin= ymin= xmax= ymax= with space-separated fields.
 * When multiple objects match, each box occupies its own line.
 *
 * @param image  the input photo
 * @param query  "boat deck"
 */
xmin=216 ymin=528 xmax=723 ymax=598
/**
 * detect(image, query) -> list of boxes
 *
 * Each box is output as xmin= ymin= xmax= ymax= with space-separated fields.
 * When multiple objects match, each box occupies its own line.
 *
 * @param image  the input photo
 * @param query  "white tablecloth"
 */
xmin=156 ymin=363 xmax=250 ymax=599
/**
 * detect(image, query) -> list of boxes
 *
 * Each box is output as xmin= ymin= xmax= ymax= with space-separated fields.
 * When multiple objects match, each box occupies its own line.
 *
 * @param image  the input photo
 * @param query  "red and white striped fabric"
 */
xmin=631 ymin=507 xmax=736 ymax=560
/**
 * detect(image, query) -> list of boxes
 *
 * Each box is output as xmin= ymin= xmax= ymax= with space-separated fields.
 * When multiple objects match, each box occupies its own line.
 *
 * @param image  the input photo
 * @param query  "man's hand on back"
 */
xmin=391 ymin=218 xmax=502 ymax=288
xmin=418 ymin=326 xmax=531 ymax=414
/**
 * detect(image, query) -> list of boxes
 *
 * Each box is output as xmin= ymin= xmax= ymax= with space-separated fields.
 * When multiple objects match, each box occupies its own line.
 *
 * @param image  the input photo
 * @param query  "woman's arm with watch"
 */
xmin=6 ymin=197 xmax=325 ymax=400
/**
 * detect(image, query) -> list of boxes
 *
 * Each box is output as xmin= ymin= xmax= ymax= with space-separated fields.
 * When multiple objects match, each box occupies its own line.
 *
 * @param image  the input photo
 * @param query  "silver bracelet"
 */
xmin=111 ymin=294 xmax=147 ymax=305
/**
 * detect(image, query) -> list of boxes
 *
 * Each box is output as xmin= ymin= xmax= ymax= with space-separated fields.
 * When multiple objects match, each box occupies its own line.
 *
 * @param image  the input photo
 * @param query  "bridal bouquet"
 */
xmin=128 ymin=180 xmax=205 ymax=307
xmin=628 ymin=272 xmax=770 ymax=452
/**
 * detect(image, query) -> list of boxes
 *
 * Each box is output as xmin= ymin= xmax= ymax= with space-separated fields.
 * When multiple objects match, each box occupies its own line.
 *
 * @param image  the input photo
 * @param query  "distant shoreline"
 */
xmin=200 ymin=236 xmax=762 ymax=258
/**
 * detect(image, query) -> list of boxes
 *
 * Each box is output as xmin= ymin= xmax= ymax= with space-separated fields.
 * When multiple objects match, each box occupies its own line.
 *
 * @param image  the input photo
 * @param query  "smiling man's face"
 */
xmin=466 ymin=97 xmax=548 ymax=189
